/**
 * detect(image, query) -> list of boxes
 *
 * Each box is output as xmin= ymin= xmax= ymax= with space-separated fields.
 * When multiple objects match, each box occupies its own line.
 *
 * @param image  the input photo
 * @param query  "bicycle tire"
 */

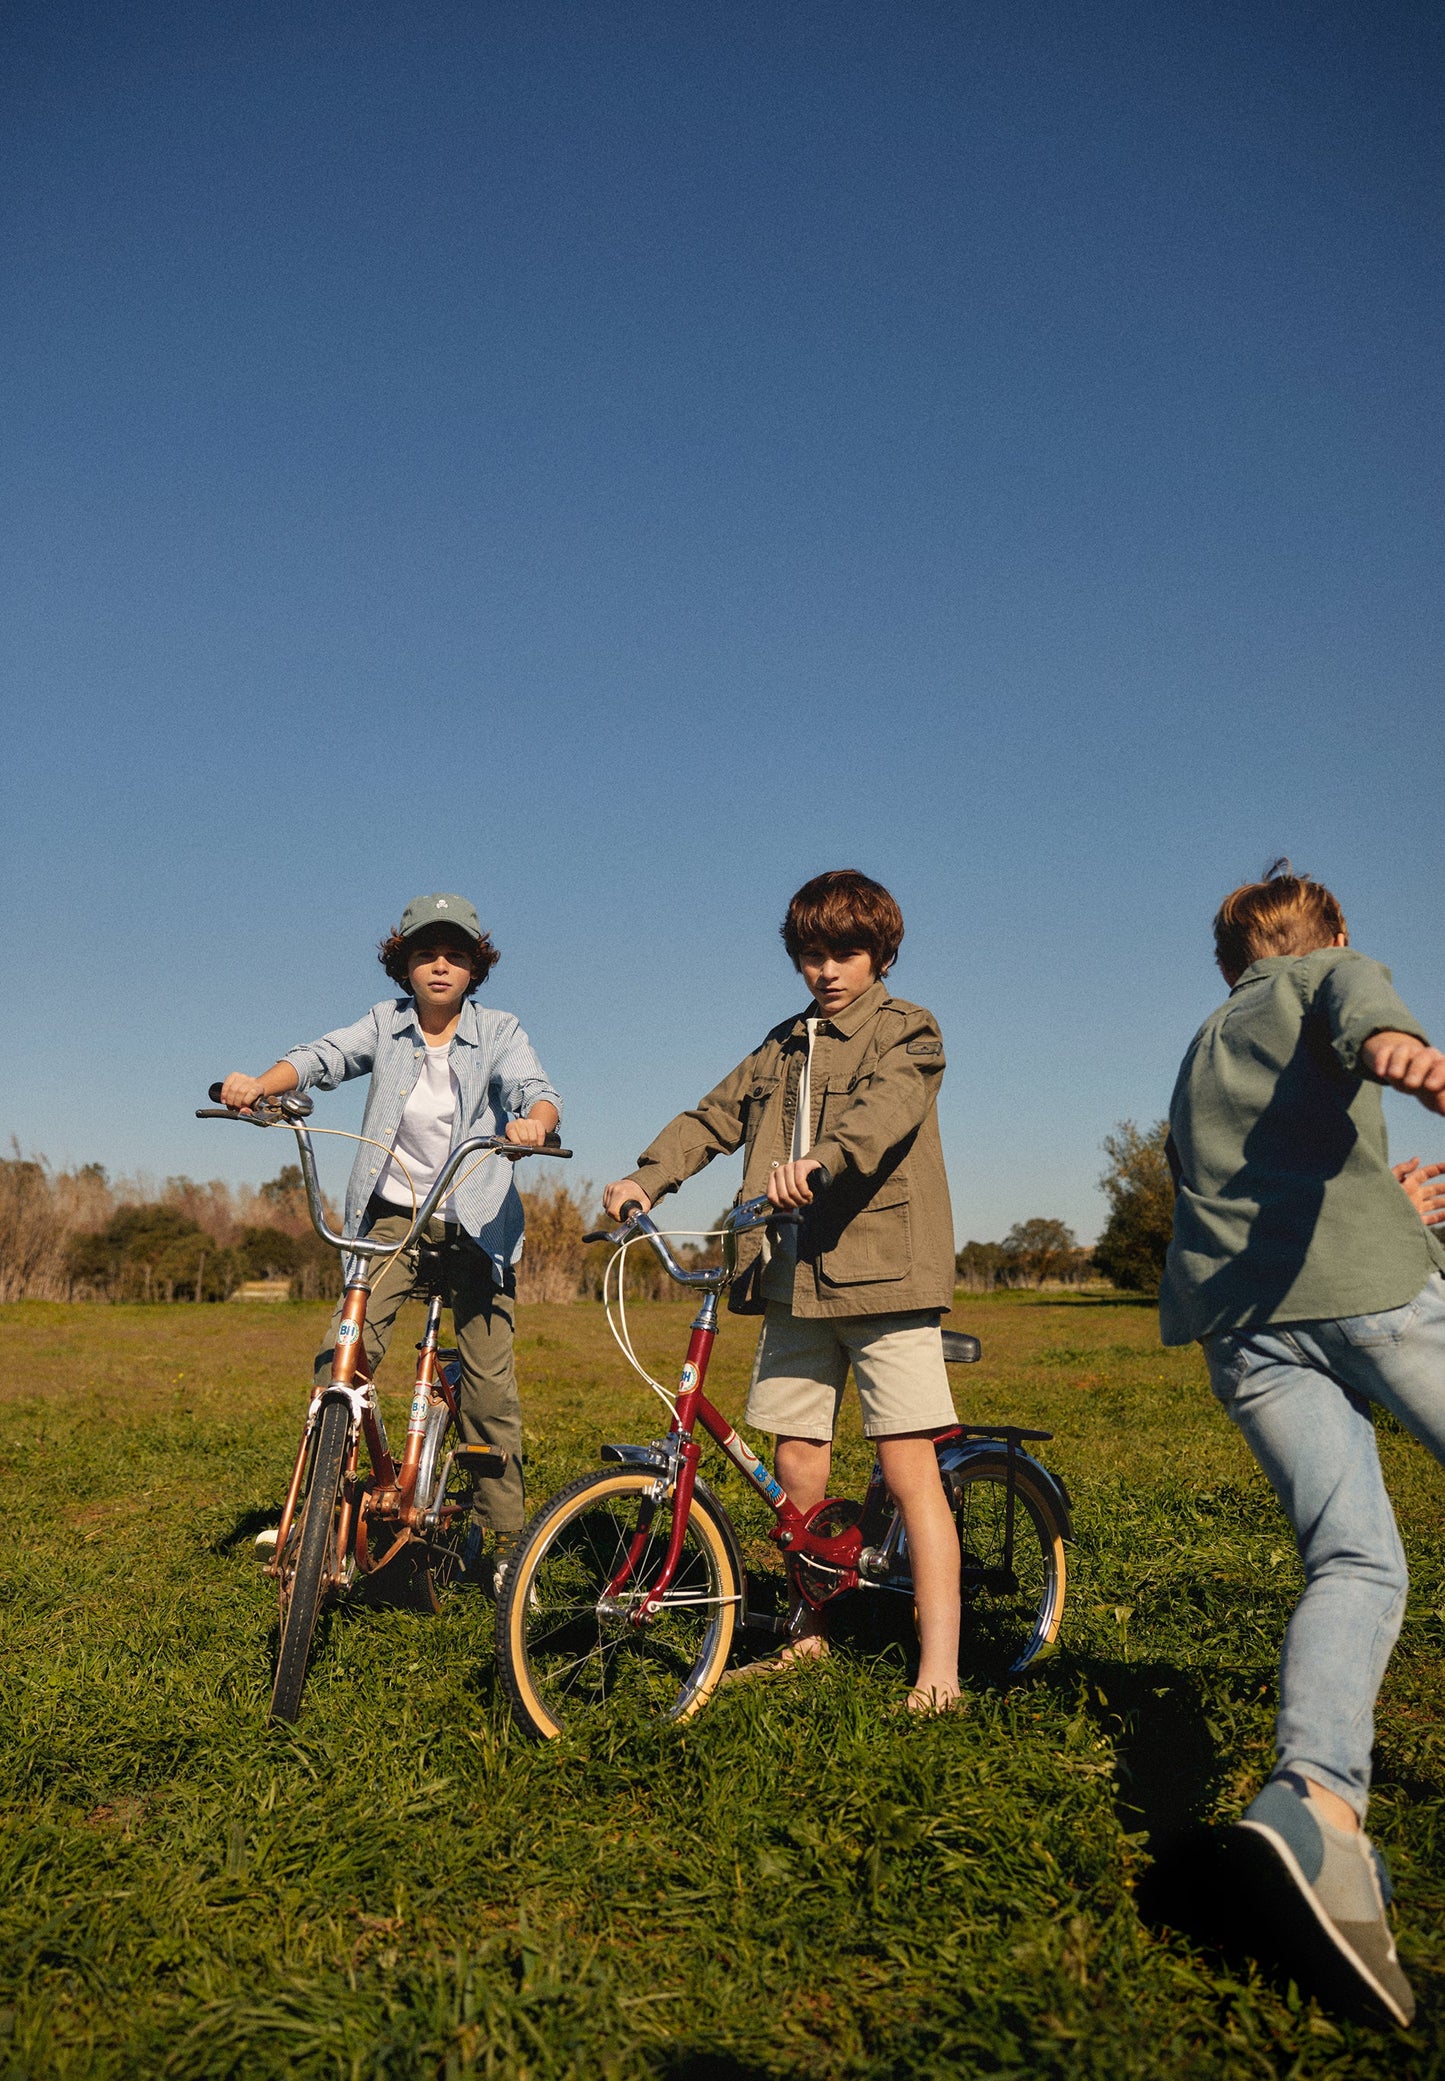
xmin=270 ymin=1396 xmax=351 ymax=1724
xmin=497 ymin=1468 xmax=740 ymax=1740
xmin=950 ymin=1449 xmax=1067 ymax=1677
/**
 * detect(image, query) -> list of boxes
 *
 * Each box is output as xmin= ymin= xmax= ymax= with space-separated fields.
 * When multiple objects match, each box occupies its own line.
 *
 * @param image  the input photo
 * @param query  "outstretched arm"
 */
xmin=1394 ymin=1157 xmax=1445 ymax=1228
xmin=1361 ymin=1031 xmax=1445 ymax=1114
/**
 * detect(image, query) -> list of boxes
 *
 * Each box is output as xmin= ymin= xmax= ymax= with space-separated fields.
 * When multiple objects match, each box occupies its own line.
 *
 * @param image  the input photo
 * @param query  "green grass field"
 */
xmin=1 ymin=1291 xmax=1441 ymax=2077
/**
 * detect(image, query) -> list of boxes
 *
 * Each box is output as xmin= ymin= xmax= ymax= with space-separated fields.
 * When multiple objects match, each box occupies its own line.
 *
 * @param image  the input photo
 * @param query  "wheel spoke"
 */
xmin=499 ymin=1472 xmax=738 ymax=1735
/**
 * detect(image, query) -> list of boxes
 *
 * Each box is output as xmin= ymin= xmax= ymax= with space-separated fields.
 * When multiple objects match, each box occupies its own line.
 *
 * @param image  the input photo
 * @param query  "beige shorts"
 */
xmin=745 ymin=1304 xmax=958 ymax=1441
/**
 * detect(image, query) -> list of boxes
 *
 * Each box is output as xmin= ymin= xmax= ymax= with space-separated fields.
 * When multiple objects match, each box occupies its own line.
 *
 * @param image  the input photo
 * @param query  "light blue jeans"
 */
xmin=1203 ymin=1272 xmax=1445 ymax=1818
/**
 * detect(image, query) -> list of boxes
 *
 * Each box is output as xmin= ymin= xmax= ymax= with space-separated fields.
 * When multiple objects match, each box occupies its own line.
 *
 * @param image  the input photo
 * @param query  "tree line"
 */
xmin=955 ymin=1121 xmax=1172 ymax=1292
xmin=0 ymin=1122 xmax=1175 ymax=1305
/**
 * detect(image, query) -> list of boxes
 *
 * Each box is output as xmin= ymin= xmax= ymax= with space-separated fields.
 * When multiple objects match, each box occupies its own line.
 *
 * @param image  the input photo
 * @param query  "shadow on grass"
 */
xmin=650 ymin=2053 xmax=777 ymax=2080
xmin=213 ymin=1506 xmax=281 ymax=1554
xmin=1025 ymin=1292 xmax=1159 ymax=1310
xmin=1062 ymin=1654 xmax=1234 ymax=1855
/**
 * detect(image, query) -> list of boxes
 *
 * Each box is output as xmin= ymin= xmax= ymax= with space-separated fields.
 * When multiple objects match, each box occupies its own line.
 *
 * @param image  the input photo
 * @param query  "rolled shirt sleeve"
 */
xmin=1315 ymin=954 xmax=1429 ymax=1077
xmin=490 ymin=1013 xmax=563 ymax=1123
xmin=284 ymin=1006 xmax=383 ymax=1091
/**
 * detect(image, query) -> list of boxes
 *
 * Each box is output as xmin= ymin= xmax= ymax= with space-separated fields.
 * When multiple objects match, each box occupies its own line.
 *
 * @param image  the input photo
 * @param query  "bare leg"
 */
xmin=876 ymin=1432 xmax=961 ymax=1709
xmin=774 ymin=1436 xmax=833 ymax=1657
xmin=1301 ymin=1775 xmax=1361 ymax=1834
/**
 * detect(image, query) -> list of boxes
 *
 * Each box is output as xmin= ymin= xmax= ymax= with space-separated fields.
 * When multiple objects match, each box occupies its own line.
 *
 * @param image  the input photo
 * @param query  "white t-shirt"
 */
xmin=761 ymin=1017 xmax=817 ymax=1303
xmin=377 ymin=1040 xmax=459 ymax=1215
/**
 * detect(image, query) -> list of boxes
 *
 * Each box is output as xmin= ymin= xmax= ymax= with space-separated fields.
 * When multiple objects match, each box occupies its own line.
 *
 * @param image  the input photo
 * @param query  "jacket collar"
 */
xmin=389 ymin=996 xmax=482 ymax=1045
xmin=787 ymin=978 xmax=889 ymax=1041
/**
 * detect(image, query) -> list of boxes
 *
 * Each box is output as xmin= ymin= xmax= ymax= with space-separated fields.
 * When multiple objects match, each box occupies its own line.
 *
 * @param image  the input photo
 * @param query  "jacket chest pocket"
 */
xmin=816 ymin=1070 xmax=868 ymax=1125
xmin=742 ymin=1075 xmax=780 ymax=1150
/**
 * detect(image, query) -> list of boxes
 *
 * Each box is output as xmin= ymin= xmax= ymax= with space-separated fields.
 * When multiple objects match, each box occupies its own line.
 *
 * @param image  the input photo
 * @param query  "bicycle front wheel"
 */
xmin=497 ymin=1469 xmax=740 ymax=1740
xmin=951 ymin=1450 xmax=1067 ymax=1678
xmin=270 ymin=1396 xmax=351 ymax=1724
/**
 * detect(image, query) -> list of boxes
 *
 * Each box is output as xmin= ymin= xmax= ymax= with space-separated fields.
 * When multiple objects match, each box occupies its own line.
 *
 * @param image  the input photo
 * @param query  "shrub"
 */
xmin=66 ymin=1204 xmax=241 ymax=1302
xmin=517 ymin=1177 xmax=589 ymax=1303
xmin=1092 ymin=1120 xmax=1174 ymax=1293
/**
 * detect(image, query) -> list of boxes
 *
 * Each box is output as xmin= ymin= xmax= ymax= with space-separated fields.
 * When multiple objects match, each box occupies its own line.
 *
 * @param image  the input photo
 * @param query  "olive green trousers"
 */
xmin=313 ymin=1206 xmax=524 ymax=1532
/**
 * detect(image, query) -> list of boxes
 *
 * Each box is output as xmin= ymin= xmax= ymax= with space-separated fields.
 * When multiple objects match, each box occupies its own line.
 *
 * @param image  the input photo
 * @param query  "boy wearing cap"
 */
xmin=221 ymin=894 xmax=563 ymax=1577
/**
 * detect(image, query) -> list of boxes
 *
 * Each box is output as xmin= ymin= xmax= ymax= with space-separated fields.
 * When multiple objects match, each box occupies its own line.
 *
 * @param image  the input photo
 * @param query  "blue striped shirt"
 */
xmin=284 ymin=998 xmax=562 ymax=1277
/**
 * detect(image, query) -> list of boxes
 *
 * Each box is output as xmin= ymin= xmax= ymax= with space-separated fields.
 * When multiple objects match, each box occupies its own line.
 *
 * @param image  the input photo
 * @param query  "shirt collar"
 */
xmin=390 ymin=997 xmax=481 ymax=1044
xmin=788 ymin=978 xmax=888 ymax=1040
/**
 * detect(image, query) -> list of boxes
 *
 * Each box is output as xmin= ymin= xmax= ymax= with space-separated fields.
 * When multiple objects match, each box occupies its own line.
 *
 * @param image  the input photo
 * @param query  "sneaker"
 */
xmin=1223 ymin=1776 xmax=1415 ymax=2027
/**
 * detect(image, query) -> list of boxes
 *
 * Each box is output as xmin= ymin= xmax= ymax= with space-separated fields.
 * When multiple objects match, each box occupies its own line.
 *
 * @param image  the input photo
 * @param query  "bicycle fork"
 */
xmin=607 ymin=1289 xmax=808 ymax=1622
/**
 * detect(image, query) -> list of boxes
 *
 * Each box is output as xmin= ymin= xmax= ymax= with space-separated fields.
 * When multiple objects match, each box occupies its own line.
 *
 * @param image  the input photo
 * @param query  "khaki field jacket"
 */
xmin=627 ymin=981 xmax=955 ymax=1318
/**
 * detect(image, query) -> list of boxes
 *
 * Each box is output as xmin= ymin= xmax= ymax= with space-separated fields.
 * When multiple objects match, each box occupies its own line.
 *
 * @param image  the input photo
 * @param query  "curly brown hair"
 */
xmin=780 ymin=870 xmax=904 ymax=975
xmin=378 ymin=924 xmax=500 ymax=996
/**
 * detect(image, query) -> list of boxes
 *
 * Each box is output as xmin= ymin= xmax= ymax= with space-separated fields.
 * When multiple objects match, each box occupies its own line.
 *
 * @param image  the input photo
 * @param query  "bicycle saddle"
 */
xmin=941 ymin=1331 xmax=982 ymax=1364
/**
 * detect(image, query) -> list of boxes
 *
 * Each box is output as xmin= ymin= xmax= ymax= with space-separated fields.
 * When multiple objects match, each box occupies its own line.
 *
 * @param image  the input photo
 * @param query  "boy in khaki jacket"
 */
xmin=603 ymin=870 xmax=962 ymax=1709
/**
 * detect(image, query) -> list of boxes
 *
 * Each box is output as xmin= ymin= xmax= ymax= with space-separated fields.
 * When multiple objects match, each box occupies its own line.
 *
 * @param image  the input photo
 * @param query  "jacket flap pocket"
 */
xmin=818 ymin=1192 xmax=911 ymax=1285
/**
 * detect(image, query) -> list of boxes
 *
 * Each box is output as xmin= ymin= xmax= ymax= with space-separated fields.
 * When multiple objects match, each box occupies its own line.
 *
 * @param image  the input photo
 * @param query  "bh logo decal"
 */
xmin=679 ymin=1363 xmax=699 ymax=1393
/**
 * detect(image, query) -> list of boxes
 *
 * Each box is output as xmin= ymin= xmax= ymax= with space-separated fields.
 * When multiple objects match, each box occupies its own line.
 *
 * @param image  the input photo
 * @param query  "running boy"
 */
xmin=602 ymin=870 xmax=963 ymax=1710
xmin=1161 ymin=865 xmax=1445 ymax=2026
xmin=221 ymin=893 xmax=563 ymax=1579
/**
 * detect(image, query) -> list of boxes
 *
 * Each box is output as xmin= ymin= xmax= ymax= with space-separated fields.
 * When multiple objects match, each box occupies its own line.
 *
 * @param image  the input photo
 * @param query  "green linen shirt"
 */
xmin=1159 ymin=948 xmax=1445 ymax=1345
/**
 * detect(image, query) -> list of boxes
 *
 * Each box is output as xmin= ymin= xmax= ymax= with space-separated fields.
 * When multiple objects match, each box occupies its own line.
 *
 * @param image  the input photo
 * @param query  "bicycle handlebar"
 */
xmin=197 ymin=1087 xmax=571 ymax=1267
xmin=583 ymin=1168 xmax=835 ymax=1290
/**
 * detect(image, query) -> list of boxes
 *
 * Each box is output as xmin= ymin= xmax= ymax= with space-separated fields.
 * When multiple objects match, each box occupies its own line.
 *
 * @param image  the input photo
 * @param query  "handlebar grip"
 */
xmin=209 ymin=1082 xmax=224 ymax=1103
xmin=807 ymin=1164 xmax=832 ymax=1197
xmin=619 ymin=1199 xmax=644 ymax=1221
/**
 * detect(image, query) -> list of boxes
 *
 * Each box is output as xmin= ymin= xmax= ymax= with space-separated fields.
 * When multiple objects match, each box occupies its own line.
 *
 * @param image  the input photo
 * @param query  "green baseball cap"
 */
xmin=398 ymin=893 xmax=482 ymax=943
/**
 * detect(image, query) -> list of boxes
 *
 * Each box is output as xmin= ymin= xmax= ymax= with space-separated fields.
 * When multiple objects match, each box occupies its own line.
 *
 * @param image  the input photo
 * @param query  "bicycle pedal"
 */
xmin=453 ymin=1445 xmax=507 ymax=1475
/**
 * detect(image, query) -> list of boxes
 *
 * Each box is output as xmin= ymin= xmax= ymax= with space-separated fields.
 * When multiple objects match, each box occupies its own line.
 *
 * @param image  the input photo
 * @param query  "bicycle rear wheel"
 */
xmin=497 ymin=1468 xmax=740 ymax=1740
xmin=950 ymin=1450 xmax=1067 ymax=1677
xmin=270 ymin=1396 xmax=351 ymax=1724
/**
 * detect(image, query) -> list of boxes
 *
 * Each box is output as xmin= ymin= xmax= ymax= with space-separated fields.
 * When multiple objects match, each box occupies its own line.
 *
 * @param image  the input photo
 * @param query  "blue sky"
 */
xmin=3 ymin=0 xmax=1442 ymax=1242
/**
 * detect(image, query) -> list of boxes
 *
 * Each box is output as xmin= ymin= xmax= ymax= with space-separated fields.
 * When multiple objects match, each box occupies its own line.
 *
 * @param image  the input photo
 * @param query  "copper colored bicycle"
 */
xmin=198 ymin=1083 xmax=570 ymax=1722
xmin=497 ymin=1181 xmax=1071 ymax=1740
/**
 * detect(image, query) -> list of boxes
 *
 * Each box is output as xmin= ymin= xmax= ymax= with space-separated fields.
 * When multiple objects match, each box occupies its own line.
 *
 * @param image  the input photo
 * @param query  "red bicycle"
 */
xmin=497 ymin=1184 xmax=1071 ymax=1740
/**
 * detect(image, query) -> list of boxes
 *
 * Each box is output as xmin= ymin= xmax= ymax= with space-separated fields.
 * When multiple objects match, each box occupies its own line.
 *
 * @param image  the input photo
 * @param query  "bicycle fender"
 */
xmin=935 ymin=1439 xmax=1073 ymax=1544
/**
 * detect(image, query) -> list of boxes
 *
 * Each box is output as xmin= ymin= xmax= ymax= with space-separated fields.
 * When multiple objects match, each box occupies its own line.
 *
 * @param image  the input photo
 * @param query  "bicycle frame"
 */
xmin=597 ymin=1206 xmax=1066 ymax=1622
xmin=197 ymin=1090 xmax=571 ymax=1587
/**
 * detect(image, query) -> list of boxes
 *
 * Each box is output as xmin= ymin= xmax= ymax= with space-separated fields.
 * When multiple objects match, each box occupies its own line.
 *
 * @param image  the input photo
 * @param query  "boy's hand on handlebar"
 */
xmin=766 ymin=1159 xmax=824 ymax=1210
xmin=504 ymin=1117 xmax=551 ymax=1148
xmin=220 ymin=1073 xmax=267 ymax=1111
xmin=219 ymin=1062 xmax=300 ymax=1111
xmin=603 ymin=1179 xmax=652 ymax=1219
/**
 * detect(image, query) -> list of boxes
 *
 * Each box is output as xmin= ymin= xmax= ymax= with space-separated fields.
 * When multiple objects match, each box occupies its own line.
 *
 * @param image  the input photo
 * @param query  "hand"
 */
xmin=1361 ymin=1031 xmax=1445 ymax=1113
xmin=766 ymin=1159 xmax=824 ymax=1210
xmin=1394 ymin=1157 xmax=1445 ymax=1228
xmin=220 ymin=1073 xmax=267 ymax=1111
xmin=504 ymin=1116 xmax=550 ymax=1148
xmin=602 ymin=1178 xmax=652 ymax=1219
